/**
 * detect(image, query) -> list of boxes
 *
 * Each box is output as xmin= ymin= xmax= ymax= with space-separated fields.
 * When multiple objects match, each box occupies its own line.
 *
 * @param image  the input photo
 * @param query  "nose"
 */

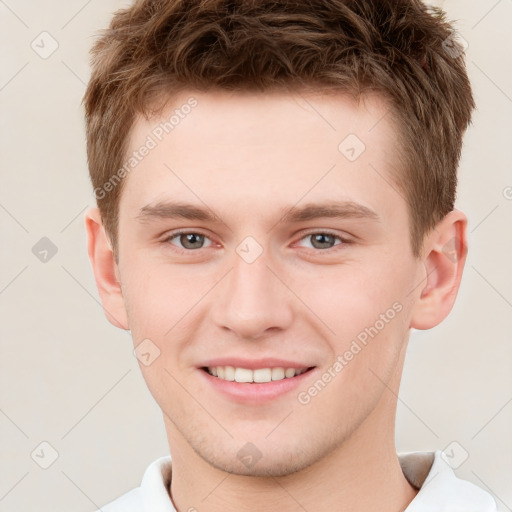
xmin=210 ymin=247 xmax=294 ymax=340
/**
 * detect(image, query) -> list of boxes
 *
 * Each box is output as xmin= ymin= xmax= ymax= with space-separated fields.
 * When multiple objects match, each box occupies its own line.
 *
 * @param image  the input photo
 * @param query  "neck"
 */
xmin=166 ymin=397 xmax=418 ymax=512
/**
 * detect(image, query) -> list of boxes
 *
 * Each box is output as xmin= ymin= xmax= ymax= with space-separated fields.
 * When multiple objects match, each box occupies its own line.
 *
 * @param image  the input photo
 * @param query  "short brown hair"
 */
xmin=83 ymin=0 xmax=475 ymax=260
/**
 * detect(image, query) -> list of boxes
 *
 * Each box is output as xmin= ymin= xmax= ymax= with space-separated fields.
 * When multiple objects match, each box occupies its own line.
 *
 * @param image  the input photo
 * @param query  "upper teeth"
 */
xmin=207 ymin=366 xmax=308 ymax=383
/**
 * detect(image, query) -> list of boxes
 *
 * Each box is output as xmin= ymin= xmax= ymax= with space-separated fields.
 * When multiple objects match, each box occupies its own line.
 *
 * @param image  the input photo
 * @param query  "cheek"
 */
xmin=293 ymin=255 xmax=412 ymax=343
xmin=119 ymin=259 xmax=194 ymax=407
xmin=120 ymin=252 xmax=199 ymax=336
xmin=297 ymin=257 xmax=415 ymax=403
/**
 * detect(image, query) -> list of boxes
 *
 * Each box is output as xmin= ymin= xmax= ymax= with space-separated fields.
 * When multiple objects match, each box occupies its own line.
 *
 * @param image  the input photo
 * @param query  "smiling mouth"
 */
xmin=201 ymin=366 xmax=316 ymax=383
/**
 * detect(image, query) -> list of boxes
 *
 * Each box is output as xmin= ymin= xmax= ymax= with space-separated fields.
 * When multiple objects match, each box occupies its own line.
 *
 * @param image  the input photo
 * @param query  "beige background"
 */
xmin=1 ymin=0 xmax=511 ymax=511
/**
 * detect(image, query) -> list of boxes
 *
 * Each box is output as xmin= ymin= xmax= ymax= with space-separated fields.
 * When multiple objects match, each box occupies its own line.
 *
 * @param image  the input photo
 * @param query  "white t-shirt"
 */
xmin=95 ymin=450 xmax=497 ymax=511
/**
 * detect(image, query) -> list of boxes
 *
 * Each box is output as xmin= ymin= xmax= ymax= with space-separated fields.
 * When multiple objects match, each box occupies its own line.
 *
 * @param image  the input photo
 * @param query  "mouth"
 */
xmin=201 ymin=365 xmax=316 ymax=383
xmin=197 ymin=358 xmax=318 ymax=403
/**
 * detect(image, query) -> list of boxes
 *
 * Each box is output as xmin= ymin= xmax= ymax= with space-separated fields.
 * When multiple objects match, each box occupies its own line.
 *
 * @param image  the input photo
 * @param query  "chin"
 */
xmin=194 ymin=439 xmax=319 ymax=478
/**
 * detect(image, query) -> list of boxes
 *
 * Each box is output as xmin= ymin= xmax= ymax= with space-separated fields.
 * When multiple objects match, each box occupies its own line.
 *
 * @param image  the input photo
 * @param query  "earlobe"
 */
xmin=410 ymin=210 xmax=468 ymax=330
xmin=84 ymin=207 xmax=129 ymax=330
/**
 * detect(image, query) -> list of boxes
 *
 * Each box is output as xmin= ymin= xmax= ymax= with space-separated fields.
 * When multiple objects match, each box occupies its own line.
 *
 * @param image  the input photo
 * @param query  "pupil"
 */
xmin=182 ymin=233 xmax=203 ymax=249
xmin=313 ymin=234 xmax=333 ymax=249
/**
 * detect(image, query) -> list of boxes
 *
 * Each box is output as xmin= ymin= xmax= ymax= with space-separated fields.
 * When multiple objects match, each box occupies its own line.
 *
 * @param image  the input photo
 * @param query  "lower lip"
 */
xmin=198 ymin=367 xmax=317 ymax=404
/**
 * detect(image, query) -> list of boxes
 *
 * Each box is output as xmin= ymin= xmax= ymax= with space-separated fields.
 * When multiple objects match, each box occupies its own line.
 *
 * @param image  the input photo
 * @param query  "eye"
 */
xmin=164 ymin=231 xmax=213 ymax=250
xmin=296 ymin=231 xmax=350 ymax=251
xmin=162 ymin=230 xmax=351 ymax=253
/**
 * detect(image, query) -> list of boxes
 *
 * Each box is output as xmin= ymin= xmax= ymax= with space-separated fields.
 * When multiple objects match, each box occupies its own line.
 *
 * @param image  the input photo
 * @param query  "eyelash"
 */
xmin=161 ymin=229 xmax=352 ymax=254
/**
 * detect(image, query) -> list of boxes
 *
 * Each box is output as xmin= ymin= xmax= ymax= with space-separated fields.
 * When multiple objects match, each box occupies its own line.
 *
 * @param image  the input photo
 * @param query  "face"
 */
xmin=114 ymin=89 xmax=424 ymax=476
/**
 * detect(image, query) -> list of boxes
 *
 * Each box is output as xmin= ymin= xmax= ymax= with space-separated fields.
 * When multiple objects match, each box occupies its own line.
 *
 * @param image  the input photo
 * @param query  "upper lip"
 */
xmin=198 ymin=357 xmax=316 ymax=370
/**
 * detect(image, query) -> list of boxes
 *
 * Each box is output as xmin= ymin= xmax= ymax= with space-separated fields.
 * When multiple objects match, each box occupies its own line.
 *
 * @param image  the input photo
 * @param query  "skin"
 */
xmin=85 ymin=89 xmax=467 ymax=512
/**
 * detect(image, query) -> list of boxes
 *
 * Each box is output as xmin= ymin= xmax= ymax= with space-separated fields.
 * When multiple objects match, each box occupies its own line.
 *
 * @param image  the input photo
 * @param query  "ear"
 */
xmin=84 ymin=207 xmax=129 ymax=330
xmin=410 ymin=209 xmax=468 ymax=330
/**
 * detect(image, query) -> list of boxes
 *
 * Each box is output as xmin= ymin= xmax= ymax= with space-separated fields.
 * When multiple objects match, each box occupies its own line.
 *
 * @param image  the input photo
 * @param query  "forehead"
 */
xmin=120 ymin=88 xmax=405 ymax=226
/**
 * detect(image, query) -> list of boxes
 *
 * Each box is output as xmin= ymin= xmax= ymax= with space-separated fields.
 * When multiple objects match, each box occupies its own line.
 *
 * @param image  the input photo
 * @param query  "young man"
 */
xmin=83 ymin=0 xmax=498 ymax=510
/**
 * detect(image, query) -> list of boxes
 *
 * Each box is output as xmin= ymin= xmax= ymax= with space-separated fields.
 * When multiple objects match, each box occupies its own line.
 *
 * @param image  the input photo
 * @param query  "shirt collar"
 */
xmin=138 ymin=450 xmax=496 ymax=512
xmin=400 ymin=450 xmax=497 ymax=511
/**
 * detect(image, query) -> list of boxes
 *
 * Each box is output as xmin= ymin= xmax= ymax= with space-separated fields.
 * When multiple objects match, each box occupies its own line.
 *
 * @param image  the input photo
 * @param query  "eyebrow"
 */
xmin=136 ymin=200 xmax=381 ymax=224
